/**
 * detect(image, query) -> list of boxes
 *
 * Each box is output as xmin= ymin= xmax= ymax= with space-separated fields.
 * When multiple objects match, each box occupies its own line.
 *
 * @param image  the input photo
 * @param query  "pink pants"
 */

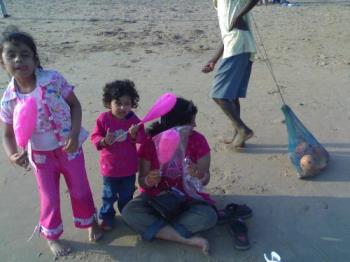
xmin=30 ymin=147 xmax=96 ymax=240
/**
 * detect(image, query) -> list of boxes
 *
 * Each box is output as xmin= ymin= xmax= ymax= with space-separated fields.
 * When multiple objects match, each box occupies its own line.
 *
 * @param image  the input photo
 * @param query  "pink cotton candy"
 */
xmin=141 ymin=92 xmax=177 ymax=123
xmin=13 ymin=97 xmax=38 ymax=149
xmin=158 ymin=129 xmax=180 ymax=164
xmin=112 ymin=93 xmax=177 ymax=144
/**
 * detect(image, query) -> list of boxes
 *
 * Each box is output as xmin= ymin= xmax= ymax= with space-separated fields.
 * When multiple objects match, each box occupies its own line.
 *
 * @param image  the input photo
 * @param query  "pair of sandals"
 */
xmin=217 ymin=203 xmax=252 ymax=250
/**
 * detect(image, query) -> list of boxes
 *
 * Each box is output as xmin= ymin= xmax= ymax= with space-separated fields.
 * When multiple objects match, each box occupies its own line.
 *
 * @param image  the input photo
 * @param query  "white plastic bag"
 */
xmin=264 ymin=251 xmax=281 ymax=262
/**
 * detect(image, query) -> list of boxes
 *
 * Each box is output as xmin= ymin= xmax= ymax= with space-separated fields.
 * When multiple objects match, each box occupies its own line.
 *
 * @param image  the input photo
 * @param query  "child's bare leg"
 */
xmin=47 ymin=240 xmax=71 ymax=257
xmin=155 ymin=225 xmax=209 ymax=255
xmin=185 ymin=236 xmax=210 ymax=255
xmin=88 ymin=219 xmax=103 ymax=242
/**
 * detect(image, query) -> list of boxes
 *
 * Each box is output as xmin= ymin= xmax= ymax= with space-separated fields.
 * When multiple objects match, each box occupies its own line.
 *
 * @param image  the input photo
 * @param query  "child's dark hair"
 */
xmin=102 ymin=79 xmax=139 ymax=109
xmin=147 ymin=97 xmax=198 ymax=136
xmin=0 ymin=26 xmax=41 ymax=68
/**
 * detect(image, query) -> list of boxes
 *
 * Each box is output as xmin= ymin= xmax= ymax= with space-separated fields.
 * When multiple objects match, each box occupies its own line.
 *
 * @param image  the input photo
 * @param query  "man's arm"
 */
xmin=229 ymin=0 xmax=259 ymax=31
xmin=202 ymin=43 xmax=224 ymax=73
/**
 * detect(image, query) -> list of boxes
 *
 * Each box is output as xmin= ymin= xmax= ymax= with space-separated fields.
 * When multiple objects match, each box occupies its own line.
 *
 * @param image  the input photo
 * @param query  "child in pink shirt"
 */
xmin=0 ymin=28 xmax=101 ymax=257
xmin=91 ymin=79 xmax=145 ymax=230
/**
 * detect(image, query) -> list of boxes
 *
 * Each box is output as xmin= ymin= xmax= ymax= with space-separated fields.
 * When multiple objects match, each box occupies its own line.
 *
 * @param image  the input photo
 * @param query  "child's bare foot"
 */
xmin=186 ymin=236 xmax=210 ymax=255
xmin=233 ymin=129 xmax=254 ymax=149
xmin=88 ymin=220 xmax=103 ymax=242
xmin=47 ymin=240 xmax=71 ymax=257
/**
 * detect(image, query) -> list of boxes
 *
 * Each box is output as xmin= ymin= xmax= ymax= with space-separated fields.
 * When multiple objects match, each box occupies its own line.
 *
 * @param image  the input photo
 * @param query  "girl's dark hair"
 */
xmin=102 ymin=79 xmax=139 ymax=108
xmin=147 ymin=97 xmax=198 ymax=136
xmin=0 ymin=26 xmax=41 ymax=68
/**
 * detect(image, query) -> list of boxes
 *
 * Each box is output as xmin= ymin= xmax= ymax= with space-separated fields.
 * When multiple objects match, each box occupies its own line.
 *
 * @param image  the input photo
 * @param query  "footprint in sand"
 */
xmin=130 ymin=58 xmax=141 ymax=63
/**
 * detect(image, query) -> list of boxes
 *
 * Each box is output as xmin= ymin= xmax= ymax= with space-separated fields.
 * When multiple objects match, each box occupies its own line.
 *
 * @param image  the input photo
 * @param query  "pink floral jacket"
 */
xmin=0 ymin=69 xmax=88 ymax=147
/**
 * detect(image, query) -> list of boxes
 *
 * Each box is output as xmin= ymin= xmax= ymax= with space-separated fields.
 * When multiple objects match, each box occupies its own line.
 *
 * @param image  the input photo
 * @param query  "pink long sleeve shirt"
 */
xmin=91 ymin=111 xmax=145 ymax=177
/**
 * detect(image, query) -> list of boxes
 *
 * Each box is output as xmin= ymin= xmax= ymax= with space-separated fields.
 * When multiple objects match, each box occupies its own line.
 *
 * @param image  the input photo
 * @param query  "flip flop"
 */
xmin=230 ymin=219 xmax=250 ymax=250
xmin=217 ymin=203 xmax=253 ymax=224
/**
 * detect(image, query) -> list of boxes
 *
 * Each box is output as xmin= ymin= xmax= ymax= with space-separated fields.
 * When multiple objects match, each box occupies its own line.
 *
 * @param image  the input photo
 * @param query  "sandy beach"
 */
xmin=1 ymin=0 xmax=350 ymax=261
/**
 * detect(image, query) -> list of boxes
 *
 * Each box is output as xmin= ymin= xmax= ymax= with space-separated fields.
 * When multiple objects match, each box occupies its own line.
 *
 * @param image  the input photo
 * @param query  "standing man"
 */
xmin=0 ymin=0 xmax=10 ymax=18
xmin=202 ymin=0 xmax=259 ymax=149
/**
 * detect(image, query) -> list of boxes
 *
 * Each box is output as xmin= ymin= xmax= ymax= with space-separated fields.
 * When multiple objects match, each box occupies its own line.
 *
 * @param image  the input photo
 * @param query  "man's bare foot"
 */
xmin=218 ymin=130 xmax=237 ymax=144
xmin=88 ymin=220 xmax=103 ymax=242
xmin=233 ymin=142 xmax=246 ymax=152
xmin=186 ymin=236 xmax=210 ymax=255
xmin=47 ymin=240 xmax=71 ymax=257
xmin=233 ymin=129 xmax=254 ymax=149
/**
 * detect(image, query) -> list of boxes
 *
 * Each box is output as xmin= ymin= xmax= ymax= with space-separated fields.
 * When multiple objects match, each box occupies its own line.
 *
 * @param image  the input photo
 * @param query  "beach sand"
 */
xmin=0 ymin=0 xmax=350 ymax=261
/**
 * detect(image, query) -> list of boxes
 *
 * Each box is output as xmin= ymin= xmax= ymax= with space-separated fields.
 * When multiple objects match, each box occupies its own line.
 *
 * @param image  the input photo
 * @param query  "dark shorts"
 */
xmin=211 ymin=52 xmax=252 ymax=100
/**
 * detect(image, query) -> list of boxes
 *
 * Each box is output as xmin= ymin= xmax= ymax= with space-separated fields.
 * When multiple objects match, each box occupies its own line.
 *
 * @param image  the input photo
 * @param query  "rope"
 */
xmin=251 ymin=14 xmax=286 ymax=105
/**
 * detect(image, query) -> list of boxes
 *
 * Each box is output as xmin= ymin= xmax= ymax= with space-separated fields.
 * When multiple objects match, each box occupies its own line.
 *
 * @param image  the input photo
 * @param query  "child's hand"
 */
xmin=202 ymin=60 xmax=216 ymax=73
xmin=104 ymin=128 xmax=115 ymax=145
xmin=145 ymin=170 xmax=161 ymax=187
xmin=128 ymin=124 xmax=140 ymax=140
xmin=10 ymin=151 xmax=29 ymax=169
xmin=63 ymin=134 xmax=79 ymax=153
xmin=188 ymin=162 xmax=202 ymax=178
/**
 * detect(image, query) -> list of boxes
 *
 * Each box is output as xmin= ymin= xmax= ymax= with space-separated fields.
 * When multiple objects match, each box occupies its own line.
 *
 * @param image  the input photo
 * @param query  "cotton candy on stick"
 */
xmin=141 ymin=92 xmax=177 ymax=124
xmin=13 ymin=97 xmax=37 ymax=149
xmin=158 ymin=129 xmax=180 ymax=165
xmin=113 ymin=92 xmax=177 ymax=143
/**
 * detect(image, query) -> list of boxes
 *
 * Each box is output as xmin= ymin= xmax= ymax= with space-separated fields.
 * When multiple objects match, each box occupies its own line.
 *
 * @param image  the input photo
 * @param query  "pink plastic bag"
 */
xmin=153 ymin=126 xmax=205 ymax=200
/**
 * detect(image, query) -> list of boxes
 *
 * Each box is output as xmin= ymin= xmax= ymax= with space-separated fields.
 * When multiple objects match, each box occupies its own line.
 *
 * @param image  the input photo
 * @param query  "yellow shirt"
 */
xmin=214 ymin=0 xmax=256 ymax=61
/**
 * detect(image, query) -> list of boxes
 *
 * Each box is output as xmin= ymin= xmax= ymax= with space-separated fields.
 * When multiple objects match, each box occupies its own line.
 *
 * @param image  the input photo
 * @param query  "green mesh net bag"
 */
xmin=282 ymin=105 xmax=329 ymax=178
xmin=251 ymin=15 xmax=330 ymax=178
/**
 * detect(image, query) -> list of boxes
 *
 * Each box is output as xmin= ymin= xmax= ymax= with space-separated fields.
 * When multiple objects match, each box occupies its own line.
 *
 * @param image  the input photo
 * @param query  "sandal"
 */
xmin=217 ymin=203 xmax=253 ymax=224
xmin=230 ymin=219 xmax=250 ymax=250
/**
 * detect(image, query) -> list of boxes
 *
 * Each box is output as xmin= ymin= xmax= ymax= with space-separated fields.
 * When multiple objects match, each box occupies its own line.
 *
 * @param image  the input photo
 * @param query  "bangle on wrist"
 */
xmin=144 ymin=176 xmax=152 ymax=187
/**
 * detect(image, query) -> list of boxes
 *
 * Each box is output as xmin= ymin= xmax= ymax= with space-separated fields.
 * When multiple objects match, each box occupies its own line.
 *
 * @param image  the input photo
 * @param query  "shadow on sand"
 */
xmin=60 ymin=193 xmax=350 ymax=262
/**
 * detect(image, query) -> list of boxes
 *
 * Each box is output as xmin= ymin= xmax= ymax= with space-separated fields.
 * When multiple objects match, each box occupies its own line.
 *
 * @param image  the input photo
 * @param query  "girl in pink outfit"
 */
xmin=0 ymin=28 xmax=101 ymax=257
xmin=91 ymin=80 xmax=145 ymax=231
xmin=122 ymin=97 xmax=218 ymax=255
